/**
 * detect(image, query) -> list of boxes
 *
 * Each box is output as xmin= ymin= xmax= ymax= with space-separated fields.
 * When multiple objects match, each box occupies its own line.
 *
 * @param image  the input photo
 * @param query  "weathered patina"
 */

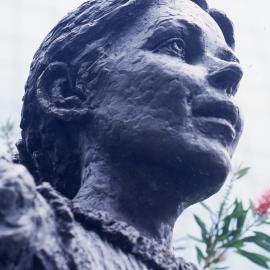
xmin=0 ymin=0 xmax=243 ymax=269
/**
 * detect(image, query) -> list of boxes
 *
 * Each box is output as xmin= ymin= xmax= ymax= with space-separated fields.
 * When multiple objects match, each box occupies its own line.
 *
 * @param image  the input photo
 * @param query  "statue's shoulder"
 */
xmin=0 ymin=157 xmax=37 ymax=219
xmin=0 ymin=158 xmax=141 ymax=269
xmin=0 ymin=158 xmax=94 ymax=270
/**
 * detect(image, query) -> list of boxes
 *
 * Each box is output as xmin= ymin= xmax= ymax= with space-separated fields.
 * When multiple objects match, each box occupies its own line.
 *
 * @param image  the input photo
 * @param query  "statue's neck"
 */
xmin=73 ymin=143 xmax=185 ymax=248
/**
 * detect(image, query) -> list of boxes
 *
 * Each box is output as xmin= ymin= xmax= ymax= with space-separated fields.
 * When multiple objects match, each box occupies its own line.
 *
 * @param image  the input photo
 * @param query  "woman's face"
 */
xmin=90 ymin=0 xmax=243 ymax=202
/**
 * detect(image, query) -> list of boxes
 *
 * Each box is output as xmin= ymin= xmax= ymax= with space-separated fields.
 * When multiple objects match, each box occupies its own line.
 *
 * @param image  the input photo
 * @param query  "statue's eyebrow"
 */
xmin=145 ymin=21 xmax=186 ymax=46
xmin=150 ymin=19 xmax=202 ymax=36
xmin=144 ymin=19 xmax=203 ymax=48
xmin=142 ymin=19 xmax=204 ymax=63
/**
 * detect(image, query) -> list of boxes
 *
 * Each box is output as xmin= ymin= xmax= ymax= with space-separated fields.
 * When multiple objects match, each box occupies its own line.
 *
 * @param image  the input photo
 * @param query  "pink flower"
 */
xmin=255 ymin=188 xmax=270 ymax=215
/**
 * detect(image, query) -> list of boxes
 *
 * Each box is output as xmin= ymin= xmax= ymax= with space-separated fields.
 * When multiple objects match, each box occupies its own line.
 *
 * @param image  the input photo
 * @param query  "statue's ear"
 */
xmin=36 ymin=62 xmax=91 ymax=121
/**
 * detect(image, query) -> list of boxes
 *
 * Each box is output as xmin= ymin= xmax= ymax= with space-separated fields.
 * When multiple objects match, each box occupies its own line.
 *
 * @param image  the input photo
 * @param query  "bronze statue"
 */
xmin=0 ymin=0 xmax=243 ymax=269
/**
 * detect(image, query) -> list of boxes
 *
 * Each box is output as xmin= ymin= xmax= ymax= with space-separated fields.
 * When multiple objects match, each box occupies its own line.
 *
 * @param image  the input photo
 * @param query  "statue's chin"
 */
xmin=180 ymin=147 xmax=231 ymax=205
xmin=100 ymin=122 xmax=231 ymax=204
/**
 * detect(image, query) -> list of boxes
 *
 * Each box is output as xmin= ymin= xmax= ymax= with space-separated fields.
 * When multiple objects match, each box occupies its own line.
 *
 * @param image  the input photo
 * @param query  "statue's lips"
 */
xmin=192 ymin=99 xmax=239 ymax=127
xmin=192 ymin=99 xmax=239 ymax=142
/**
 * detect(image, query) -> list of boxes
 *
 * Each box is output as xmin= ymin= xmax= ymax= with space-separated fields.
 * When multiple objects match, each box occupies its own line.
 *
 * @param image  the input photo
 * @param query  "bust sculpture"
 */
xmin=0 ymin=0 xmax=243 ymax=269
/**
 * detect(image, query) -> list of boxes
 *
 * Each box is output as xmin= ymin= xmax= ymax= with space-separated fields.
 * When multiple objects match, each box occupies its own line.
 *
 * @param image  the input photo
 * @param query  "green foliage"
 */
xmin=0 ymin=119 xmax=15 ymax=156
xmin=235 ymin=167 xmax=250 ymax=180
xmin=175 ymin=167 xmax=270 ymax=269
xmin=236 ymin=250 xmax=270 ymax=269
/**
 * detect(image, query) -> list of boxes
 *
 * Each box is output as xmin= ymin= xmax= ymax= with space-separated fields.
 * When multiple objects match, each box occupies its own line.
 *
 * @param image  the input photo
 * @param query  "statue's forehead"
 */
xmin=148 ymin=0 xmax=225 ymax=42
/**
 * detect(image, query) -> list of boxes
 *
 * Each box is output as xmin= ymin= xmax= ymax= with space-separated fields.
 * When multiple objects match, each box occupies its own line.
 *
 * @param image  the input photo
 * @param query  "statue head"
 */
xmin=18 ymin=0 xmax=243 ymax=206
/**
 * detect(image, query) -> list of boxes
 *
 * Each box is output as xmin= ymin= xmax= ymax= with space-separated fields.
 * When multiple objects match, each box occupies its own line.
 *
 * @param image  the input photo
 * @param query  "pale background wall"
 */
xmin=0 ymin=0 xmax=269 ymax=269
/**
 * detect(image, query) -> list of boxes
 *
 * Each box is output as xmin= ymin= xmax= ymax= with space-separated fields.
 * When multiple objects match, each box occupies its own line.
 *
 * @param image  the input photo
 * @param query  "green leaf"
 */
xmin=222 ymin=239 xmax=244 ymax=249
xmin=219 ymin=201 xmax=246 ymax=240
xmin=231 ymin=240 xmax=245 ymax=249
xmin=243 ymin=233 xmax=270 ymax=252
xmin=236 ymin=209 xmax=248 ymax=231
xmin=254 ymin=231 xmax=270 ymax=243
xmin=232 ymin=201 xmax=244 ymax=218
xmin=226 ymin=201 xmax=246 ymax=237
xmin=194 ymin=214 xmax=208 ymax=242
xmin=255 ymin=240 xmax=270 ymax=252
xmin=235 ymin=167 xmax=250 ymax=179
xmin=221 ymin=216 xmax=232 ymax=237
xmin=195 ymin=246 xmax=205 ymax=264
xmin=187 ymin=234 xmax=204 ymax=243
xmin=242 ymin=236 xmax=257 ymax=242
xmin=218 ymin=202 xmax=245 ymax=243
xmin=237 ymin=249 xmax=270 ymax=269
xmin=200 ymin=202 xmax=215 ymax=215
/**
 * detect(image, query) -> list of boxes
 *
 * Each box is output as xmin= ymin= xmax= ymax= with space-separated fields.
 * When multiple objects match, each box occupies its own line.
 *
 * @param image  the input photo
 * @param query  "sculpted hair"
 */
xmin=18 ymin=0 xmax=235 ymax=198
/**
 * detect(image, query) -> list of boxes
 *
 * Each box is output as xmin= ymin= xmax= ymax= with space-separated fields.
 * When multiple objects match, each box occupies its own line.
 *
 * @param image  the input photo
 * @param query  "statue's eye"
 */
xmin=153 ymin=38 xmax=186 ymax=60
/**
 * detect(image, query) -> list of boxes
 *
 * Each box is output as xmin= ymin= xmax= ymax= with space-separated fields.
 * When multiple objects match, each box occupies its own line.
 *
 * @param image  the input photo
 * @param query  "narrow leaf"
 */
xmin=187 ymin=234 xmax=204 ymax=243
xmin=195 ymin=246 xmax=205 ymax=264
xmin=243 ymin=234 xmax=270 ymax=252
xmin=221 ymin=216 xmax=232 ymax=237
xmin=194 ymin=214 xmax=208 ymax=242
xmin=222 ymin=239 xmax=244 ymax=249
xmin=235 ymin=167 xmax=250 ymax=179
xmin=236 ymin=209 xmax=248 ymax=231
xmin=254 ymin=231 xmax=270 ymax=243
xmin=237 ymin=249 xmax=270 ymax=269
xmin=200 ymin=202 xmax=215 ymax=214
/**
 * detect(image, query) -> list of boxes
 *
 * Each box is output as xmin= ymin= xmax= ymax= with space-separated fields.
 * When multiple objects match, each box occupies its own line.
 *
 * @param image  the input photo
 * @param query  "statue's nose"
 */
xmin=207 ymin=64 xmax=243 ymax=96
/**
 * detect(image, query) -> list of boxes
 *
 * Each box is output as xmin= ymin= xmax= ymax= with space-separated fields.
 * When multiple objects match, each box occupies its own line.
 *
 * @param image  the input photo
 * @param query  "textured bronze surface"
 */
xmin=0 ymin=0 xmax=242 ymax=269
